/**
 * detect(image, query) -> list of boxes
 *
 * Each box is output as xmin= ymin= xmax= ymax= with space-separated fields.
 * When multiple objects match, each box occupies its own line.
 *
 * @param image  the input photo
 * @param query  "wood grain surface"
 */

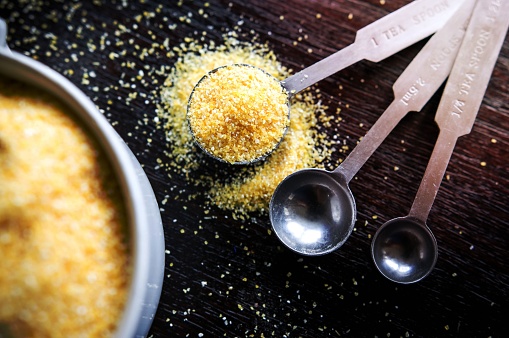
xmin=1 ymin=0 xmax=508 ymax=337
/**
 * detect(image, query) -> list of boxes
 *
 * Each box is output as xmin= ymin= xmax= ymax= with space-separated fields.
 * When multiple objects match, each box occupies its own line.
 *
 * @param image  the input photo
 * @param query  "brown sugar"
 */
xmin=0 ymin=76 xmax=129 ymax=338
xmin=188 ymin=64 xmax=289 ymax=164
xmin=158 ymin=38 xmax=338 ymax=215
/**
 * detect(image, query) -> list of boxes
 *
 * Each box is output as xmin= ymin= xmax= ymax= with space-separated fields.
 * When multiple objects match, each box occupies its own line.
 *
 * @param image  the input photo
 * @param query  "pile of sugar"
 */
xmin=0 ymin=77 xmax=129 ymax=337
xmin=188 ymin=64 xmax=289 ymax=164
xmin=158 ymin=38 xmax=337 ymax=215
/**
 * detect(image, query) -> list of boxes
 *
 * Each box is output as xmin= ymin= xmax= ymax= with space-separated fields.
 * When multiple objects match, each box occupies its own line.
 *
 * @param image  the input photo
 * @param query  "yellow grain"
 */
xmin=158 ymin=38 xmax=335 ymax=215
xmin=188 ymin=64 xmax=289 ymax=164
xmin=0 ymin=77 xmax=129 ymax=338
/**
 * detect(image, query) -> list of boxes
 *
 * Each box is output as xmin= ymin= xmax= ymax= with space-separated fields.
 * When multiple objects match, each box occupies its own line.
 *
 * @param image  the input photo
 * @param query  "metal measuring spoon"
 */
xmin=269 ymin=0 xmax=476 ymax=256
xmin=187 ymin=0 xmax=465 ymax=164
xmin=372 ymin=0 xmax=509 ymax=284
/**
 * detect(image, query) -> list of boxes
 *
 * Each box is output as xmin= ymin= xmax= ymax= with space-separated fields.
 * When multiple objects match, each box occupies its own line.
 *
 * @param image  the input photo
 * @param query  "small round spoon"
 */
xmin=372 ymin=0 xmax=509 ymax=283
xmin=370 ymin=216 xmax=437 ymax=284
xmin=269 ymin=1 xmax=475 ymax=256
xmin=186 ymin=0 xmax=463 ymax=164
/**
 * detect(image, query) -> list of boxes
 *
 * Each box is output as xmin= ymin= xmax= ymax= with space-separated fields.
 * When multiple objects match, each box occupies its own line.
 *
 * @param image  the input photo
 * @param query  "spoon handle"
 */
xmin=335 ymin=0 xmax=476 ymax=183
xmin=282 ymin=0 xmax=466 ymax=95
xmin=408 ymin=0 xmax=509 ymax=221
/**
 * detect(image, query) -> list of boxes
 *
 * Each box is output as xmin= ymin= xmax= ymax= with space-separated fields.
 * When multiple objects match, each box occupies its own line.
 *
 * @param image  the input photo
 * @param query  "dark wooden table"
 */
xmin=2 ymin=0 xmax=508 ymax=337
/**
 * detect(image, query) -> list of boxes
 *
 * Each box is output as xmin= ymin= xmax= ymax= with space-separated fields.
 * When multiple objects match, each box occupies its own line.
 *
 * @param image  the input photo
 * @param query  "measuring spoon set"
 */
xmin=269 ymin=0 xmax=509 ymax=283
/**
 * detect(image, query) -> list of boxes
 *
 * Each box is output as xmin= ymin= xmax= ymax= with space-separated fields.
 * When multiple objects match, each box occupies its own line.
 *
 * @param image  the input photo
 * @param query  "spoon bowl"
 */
xmin=371 ymin=216 xmax=438 ymax=284
xmin=269 ymin=169 xmax=356 ymax=256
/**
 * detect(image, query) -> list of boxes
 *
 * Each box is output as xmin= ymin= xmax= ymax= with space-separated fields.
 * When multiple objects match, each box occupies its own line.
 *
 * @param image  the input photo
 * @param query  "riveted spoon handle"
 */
xmin=282 ymin=0 xmax=467 ymax=95
xmin=409 ymin=0 xmax=509 ymax=221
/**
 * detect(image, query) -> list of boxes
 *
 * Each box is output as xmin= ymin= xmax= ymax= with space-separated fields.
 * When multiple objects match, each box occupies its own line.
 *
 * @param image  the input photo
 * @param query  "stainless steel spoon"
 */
xmin=269 ymin=0 xmax=475 ymax=256
xmin=187 ymin=0 xmax=466 ymax=164
xmin=371 ymin=0 xmax=509 ymax=284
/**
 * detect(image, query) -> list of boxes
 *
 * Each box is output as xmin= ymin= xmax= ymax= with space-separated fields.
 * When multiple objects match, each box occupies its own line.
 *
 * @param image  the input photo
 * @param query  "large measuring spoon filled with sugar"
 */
xmin=269 ymin=0 xmax=476 ymax=256
xmin=371 ymin=0 xmax=509 ymax=284
xmin=187 ymin=0 xmax=465 ymax=164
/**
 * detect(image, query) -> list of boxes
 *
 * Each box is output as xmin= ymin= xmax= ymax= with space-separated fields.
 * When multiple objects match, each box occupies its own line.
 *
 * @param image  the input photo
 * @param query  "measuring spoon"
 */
xmin=268 ymin=0 xmax=475 ymax=256
xmin=187 ymin=0 xmax=466 ymax=164
xmin=371 ymin=0 xmax=509 ymax=284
